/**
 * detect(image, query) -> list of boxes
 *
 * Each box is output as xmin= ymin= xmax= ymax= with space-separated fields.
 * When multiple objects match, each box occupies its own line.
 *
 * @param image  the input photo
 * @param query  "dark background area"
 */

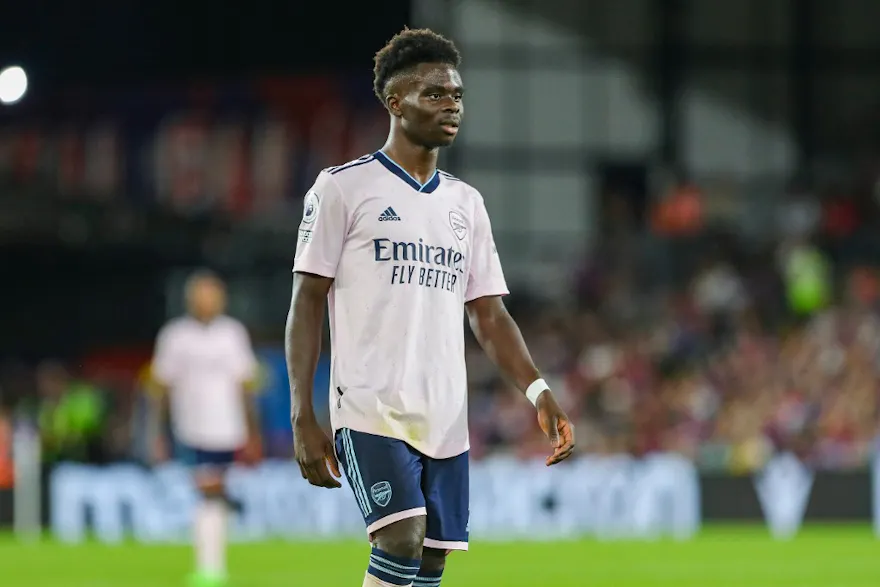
xmin=0 ymin=2 xmax=412 ymax=88
xmin=0 ymin=1 xmax=411 ymax=357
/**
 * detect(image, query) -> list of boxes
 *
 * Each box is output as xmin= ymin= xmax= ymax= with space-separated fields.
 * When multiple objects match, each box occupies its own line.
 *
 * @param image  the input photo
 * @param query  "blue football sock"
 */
xmin=413 ymin=567 xmax=443 ymax=587
xmin=367 ymin=547 xmax=421 ymax=586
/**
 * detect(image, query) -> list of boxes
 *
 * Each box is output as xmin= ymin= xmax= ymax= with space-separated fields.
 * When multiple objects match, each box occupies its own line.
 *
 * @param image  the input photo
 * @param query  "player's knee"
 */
xmin=196 ymin=474 xmax=225 ymax=499
xmin=372 ymin=516 xmax=427 ymax=559
xmin=420 ymin=547 xmax=447 ymax=572
xmin=200 ymin=486 xmax=225 ymax=500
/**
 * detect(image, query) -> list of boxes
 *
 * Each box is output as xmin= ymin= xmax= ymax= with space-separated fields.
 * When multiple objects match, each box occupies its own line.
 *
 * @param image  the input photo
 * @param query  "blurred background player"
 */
xmin=287 ymin=28 xmax=574 ymax=587
xmin=150 ymin=270 xmax=260 ymax=587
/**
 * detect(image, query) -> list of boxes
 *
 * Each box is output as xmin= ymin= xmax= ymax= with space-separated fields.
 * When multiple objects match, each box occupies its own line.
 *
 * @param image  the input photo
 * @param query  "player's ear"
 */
xmin=385 ymin=93 xmax=403 ymax=117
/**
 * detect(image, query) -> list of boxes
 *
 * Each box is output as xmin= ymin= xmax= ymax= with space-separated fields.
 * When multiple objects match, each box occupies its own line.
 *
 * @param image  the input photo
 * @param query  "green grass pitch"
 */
xmin=2 ymin=526 xmax=878 ymax=586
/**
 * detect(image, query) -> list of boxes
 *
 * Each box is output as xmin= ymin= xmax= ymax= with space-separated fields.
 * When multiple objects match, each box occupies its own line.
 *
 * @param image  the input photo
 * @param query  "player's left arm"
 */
xmin=466 ymin=297 xmax=575 ymax=465
xmin=463 ymin=194 xmax=574 ymax=465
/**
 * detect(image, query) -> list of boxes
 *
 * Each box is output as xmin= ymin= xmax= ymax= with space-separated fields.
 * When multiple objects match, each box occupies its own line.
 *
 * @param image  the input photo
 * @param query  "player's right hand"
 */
xmin=293 ymin=415 xmax=342 ymax=488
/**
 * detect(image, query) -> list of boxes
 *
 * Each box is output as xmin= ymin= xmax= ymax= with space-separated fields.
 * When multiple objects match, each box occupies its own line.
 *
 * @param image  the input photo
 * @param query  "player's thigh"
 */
xmin=421 ymin=450 xmax=469 ymax=552
xmin=334 ymin=428 xmax=427 ymax=538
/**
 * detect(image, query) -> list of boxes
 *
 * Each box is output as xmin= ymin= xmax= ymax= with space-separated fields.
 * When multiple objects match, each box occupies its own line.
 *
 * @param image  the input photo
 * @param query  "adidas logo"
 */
xmin=378 ymin=207 xmax=401 ymax=222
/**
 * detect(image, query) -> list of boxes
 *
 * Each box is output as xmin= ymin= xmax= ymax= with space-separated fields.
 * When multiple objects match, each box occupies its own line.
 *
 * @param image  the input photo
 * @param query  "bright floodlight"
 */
xmin=0 ymin=66 xmax=28 ymax=105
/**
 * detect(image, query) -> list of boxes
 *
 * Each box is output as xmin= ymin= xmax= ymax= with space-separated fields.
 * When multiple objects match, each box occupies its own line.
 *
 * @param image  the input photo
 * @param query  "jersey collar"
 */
xmin=374 ymin=150 xmax=441 ymax=194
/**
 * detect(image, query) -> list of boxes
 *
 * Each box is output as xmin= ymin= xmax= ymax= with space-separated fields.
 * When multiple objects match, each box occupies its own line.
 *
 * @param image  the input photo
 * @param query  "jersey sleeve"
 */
xmin=465 ymin=194 xmax=510 ymax=302
xmin=151 ymin=325 xmax=180 ymax=387
xmin=292 ymin=171 xmax=349 ymax=278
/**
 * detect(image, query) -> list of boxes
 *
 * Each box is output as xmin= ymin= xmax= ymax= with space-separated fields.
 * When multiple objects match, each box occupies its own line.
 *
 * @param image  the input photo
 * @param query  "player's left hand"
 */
xmin=151 ymin=435 xmax=170 ymax=466
xmin=535 ymin=391 xmax=575 ymax=466
xmin=240 ymin=434 xmax=263 ymax=465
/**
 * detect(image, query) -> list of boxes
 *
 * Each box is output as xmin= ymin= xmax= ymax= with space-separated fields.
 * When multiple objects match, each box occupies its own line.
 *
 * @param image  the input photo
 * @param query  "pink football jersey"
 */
xmin=293 ymin=152 xmax=508 ymax=459
xmin=153 ymin=315 xmax=258 ymax=450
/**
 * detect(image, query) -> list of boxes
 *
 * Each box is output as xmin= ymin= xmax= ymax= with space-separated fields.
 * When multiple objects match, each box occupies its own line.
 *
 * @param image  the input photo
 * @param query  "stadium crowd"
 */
xmin=468 ymin=176 xmax=880 ymax=472
xmin=467 ymin=270 xmax=879 ymax=472
xmin=1 ymin=176 xmax=879 ymax=476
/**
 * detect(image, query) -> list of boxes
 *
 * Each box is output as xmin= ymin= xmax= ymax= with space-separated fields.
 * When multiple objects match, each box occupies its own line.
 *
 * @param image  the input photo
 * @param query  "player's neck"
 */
xmin=190 ymin=313 xmax=220 ymax=325
xmin=380 ymin=137 xmax=438 ymax=185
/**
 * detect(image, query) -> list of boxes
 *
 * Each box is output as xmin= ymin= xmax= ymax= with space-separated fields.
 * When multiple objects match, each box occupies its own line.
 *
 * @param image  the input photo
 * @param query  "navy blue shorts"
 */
xmin=179 ymin=445 xmax=236 ymax=470
xmin=335 ymin=428 xmax=469 ymax=551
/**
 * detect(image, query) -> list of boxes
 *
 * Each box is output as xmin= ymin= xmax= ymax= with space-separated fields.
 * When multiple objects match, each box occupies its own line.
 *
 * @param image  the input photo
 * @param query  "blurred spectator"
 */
xmin=777 ymin=238 xmax=832 ymax=319
xmin=651 ymin=177 xmax=703 ymax=237
xmin=25 ymin=362 xmax=108 ymax=464
xmin=0 ymin=404 xmax=12 ymax=488
xmin=822 ymin=193 xmax=860 ymax=238
xmin=777 ymin=181 xmax=820 ymax=240
xmin=690 ymin=254 xmax=749 ymax=345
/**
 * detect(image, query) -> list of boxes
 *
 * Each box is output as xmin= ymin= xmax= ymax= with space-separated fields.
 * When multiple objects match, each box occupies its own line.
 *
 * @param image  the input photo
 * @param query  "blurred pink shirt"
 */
xmin=153 ymin=315 xmax=257 ymax=450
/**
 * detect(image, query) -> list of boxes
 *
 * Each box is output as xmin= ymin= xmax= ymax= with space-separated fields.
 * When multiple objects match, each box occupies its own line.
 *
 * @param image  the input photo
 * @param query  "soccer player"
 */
xmin=286 ymin=28 xmax=575 ymax=587
xmin=150 ymin=270 xmax=260 ymax=587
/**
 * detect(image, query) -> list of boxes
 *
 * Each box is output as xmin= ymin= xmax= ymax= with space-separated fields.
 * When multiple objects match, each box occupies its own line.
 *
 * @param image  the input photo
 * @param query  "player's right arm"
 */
xmin=286 ymin=273 xmax=341 ymax=488
xmin=148 ymin=325 xmax=178 ymax=463
xmin=286 ymin=171 xmax=348 ymax=489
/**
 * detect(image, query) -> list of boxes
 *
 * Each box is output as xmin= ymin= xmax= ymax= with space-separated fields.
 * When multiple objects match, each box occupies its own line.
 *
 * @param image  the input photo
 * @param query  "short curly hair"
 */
xmin=373 ymin=28 xmax=461 ymax=104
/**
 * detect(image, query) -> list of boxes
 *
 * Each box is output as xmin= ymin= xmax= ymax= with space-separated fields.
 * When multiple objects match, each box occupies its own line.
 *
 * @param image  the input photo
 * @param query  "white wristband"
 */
xmin=525 ymin=378 xmax=550 ymax=406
